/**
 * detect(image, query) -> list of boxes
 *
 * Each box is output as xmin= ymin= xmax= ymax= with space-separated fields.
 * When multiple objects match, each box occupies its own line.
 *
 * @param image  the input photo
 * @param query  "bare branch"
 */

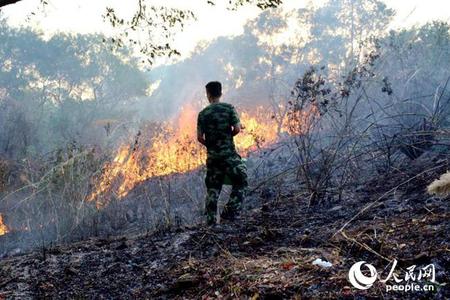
xmin=0 ymin=0 xmax=23 ymax=8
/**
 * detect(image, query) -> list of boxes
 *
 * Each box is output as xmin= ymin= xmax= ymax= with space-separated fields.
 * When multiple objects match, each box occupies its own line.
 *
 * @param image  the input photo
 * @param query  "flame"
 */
xmin=235 ymin=107 xmax=281 ymax=152
xmin=0 ymin=214 xmax=9 ymax=236
xmin=88 ymin=106 xmax=206 ymax=206
xmin=88 ymin=104 xmax=317 ymax=207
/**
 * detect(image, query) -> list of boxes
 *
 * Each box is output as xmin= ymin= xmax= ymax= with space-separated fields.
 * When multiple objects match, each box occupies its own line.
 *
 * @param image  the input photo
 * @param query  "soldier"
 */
xmin=197 ymin=81 xmax=248 ymax=225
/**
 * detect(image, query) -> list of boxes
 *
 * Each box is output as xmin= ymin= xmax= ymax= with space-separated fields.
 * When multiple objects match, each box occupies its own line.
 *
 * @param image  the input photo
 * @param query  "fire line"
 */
xmin=87 ymin=105 xmax=316 ymax=207
xmin=0 ymin=214 xmax=9 ymax=236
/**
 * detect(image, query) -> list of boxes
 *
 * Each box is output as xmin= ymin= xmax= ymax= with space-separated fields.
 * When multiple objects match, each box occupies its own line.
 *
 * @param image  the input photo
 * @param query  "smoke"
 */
xmin=1 ymin=0 xmax=450 ymax=254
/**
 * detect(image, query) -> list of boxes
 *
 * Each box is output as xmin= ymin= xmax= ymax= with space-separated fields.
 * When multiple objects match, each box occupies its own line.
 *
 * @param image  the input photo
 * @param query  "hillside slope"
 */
xmin=0 ymin=159 xmax=449 ymax=299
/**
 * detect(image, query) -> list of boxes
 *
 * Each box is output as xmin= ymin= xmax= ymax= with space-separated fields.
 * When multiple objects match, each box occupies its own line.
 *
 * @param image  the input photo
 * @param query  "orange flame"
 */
xmin=88 ymin=104 xmax=317 ymax=207
xmin=0 ymin=214 xmax=9 ymax=236
xmin=87 ymin=106 xmax=206 ymax=206
xmin=235 ymin=109 xmax=279 ymax=152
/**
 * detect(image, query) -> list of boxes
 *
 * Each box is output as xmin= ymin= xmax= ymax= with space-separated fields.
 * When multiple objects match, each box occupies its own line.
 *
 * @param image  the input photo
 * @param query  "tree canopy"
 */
xmin=0 ymin=0 xmax=283 ymax=66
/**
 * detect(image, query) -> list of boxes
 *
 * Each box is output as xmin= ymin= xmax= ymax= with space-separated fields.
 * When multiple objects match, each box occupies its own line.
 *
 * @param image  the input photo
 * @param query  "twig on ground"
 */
xmin=332 ymin=163 xmax=446 ymax=238
xmin=340 ymin=231 xmax=393 ymax=263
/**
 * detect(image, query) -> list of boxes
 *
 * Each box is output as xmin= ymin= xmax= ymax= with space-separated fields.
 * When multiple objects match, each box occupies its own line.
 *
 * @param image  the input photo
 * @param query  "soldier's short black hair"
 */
xmin=205 ymin=81 xmax=222 ymax=98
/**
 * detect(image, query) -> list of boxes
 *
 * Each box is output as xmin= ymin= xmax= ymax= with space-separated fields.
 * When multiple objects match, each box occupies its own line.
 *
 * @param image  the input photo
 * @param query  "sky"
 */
xmin=1 ymin=0 xmax=450 ymax=60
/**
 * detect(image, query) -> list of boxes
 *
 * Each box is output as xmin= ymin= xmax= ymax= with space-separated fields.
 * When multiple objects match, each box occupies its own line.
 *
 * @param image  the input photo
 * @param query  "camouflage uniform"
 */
xmin=197 ymin=102 xmax=248 ymax=224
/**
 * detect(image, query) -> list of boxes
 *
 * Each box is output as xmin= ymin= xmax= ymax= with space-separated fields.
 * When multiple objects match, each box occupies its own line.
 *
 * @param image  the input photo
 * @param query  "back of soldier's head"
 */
xmin=205 ymin=81 xmax=222 ymax=99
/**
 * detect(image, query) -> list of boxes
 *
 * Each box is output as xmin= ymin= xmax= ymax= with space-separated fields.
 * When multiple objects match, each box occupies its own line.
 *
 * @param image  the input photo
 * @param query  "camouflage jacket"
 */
xmin=197 ymin=102 xmax=240 ymax=159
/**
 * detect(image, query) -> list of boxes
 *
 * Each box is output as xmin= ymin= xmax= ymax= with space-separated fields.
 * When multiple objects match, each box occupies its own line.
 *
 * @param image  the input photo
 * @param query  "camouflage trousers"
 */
xmin=205 ymin=154 xmax=248 ymax=224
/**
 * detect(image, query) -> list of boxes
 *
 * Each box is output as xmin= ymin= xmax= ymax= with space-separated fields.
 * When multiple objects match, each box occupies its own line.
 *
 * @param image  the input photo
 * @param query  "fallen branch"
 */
xmin=340 ymin=231 xmax=393 ymax=263
xmin=332 ymin=163 xmax=446 ymax=238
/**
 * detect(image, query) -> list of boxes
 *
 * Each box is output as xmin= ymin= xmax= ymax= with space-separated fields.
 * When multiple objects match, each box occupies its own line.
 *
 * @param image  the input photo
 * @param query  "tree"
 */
xmin=143 ymin=0 xmax=395 ymax=117
xmin=0 ymin=20 xmax=150 ymax=159
xmin=0 ymin=0 xmax=282 ymax=66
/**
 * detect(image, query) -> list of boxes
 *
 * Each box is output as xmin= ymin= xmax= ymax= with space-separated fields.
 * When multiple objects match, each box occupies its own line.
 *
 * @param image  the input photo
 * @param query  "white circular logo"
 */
xmin=348 ymin=261 xmax=378 ymax=290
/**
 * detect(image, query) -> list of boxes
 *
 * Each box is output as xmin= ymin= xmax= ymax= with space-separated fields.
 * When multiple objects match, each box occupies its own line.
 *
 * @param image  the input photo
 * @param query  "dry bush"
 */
xmin=286 ymin=55 xmax=379 ymax=205
xmin=1 ymin=144 xmax=101 ymax=248
xmin=284 ymin=29 xmax=450 ymax=206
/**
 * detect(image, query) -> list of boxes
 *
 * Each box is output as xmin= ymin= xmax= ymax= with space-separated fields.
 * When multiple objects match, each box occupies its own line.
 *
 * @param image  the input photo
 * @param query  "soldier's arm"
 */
xmin=197 ymin=113 xmax=206 ymax=145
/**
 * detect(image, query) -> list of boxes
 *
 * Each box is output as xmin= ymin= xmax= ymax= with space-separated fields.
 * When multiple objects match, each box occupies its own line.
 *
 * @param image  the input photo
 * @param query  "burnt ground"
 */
xmin=0 ymin=158 xmax=449 ymax=299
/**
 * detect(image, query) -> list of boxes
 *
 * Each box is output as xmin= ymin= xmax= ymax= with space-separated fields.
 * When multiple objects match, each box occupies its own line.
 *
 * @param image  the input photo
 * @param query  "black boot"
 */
xmin=220 ymin=205 xmax=238 ymax=221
